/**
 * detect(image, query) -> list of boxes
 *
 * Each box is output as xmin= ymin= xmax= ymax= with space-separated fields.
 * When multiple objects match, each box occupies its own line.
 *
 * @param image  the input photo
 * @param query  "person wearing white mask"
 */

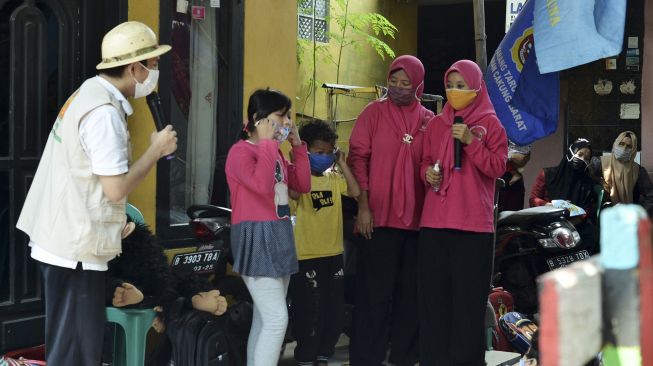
xmin=226 ymin=88 xmax=310 ymax=366
xmin=601 ymin=131 xmax=653 ymax=216
xmin=530 ymin=138 xmax=603 ymax=252
xmin=16 ymin=21 xmax=177 ymax=365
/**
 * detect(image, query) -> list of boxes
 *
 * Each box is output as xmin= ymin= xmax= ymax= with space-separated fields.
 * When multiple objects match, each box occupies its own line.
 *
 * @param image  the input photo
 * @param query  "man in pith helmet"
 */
xmin=16 ymin=21 xmax=177 ymax=365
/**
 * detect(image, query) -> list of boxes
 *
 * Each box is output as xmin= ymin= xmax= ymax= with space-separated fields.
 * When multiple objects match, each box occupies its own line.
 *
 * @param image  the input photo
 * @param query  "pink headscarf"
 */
xmin=438 ymin=60 xmax=498 ymax=196
xmin=388 ymin=55 xmax=426 ymax=98
xmin=384 ymin=55 xmax=434 ymax=225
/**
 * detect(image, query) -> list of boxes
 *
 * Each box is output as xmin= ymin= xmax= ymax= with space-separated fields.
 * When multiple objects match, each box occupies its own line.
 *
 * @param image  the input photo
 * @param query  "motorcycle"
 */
xmin=184 ymin=204 xmax=252 ymax=302
xmin=185 ymin=204 xmax=311 ymax=359
xmin=493 ymin=205 xmax=591 ymax=316
xmin=185 ymin=203 xmax=357 ymax=352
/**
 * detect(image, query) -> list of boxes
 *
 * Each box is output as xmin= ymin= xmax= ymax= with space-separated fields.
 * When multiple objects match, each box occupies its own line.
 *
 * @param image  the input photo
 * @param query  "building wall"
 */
xmin=641 ymin=0 xmax=653 ymax=173
xmin=521 ymin=82 xmax=567 ymax=206
xmin=122 ymin=0 xmax=299 ymax=227
xmin=243 ymin=0 xmax=298 ymax=117
xmin=296 ymin=0 xmax=419 ymax=151
xmin=126 ymin=0 xmax=160 ymax=229
xmin=527 ymin=0 xmax=647 ymax=205
xmin=122 ymin=0 xmax=417 ymax=224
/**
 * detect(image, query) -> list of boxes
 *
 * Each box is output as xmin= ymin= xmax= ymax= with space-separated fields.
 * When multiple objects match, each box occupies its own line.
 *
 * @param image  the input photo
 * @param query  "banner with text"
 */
xmin=534 ymin=0 xmax=627 ymax=73
xmin=505 ymin=0 xmax=527 ymax=33
xmin=486 ymin=0 xmax=560 ymax=146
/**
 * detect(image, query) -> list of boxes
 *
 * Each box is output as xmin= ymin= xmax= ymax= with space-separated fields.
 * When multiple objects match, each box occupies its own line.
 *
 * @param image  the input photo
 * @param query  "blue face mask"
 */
xmin=309 ymin=153 xmax=335 ymax=173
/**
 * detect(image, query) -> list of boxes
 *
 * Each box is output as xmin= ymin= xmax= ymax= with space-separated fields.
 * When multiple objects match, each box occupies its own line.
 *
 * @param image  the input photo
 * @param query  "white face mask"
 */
xmin=275 ymin=125 xmax=290 ymax=142
xmin=132 ymin=62 xmax=159 ymax=99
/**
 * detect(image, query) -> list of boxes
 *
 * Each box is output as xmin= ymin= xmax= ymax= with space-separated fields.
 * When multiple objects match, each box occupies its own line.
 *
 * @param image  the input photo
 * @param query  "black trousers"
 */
xmin=349 ymin=228 xmax=419 ymax=366
xmin=289 ymin=254 xmax=345 ymax=363
xmin=418 ymin=229 xmax=494 ymax=366
xmin=40 ymin=262 xmax=106 ymax=366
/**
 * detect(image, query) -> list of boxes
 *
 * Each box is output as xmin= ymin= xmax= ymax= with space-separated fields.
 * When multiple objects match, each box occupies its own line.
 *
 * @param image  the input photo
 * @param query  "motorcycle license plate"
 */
xmin=170 ymin=249 xmax=221 ymax=274
xmin=546 ymin=250 xmax=590 ymax=270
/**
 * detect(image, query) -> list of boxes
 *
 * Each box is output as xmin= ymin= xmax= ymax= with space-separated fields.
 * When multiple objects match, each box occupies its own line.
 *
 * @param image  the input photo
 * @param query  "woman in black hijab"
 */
xmin=530 ymin=138 xmax=603 ymax=251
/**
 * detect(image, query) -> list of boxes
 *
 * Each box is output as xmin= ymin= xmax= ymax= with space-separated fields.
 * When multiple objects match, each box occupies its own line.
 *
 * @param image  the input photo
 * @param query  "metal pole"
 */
xmin=327 ymin=89 xmax=334 ymax=127
xmin=473 ymin=0 xmax=488 ymax=72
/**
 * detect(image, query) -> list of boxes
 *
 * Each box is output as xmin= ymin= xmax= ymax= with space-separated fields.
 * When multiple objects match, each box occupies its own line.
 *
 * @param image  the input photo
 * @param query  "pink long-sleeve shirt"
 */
xmin=226 ymin=139 xmax=310 ymax=225
xmin=420 ymin=115 xmax=507 ymax=233
xmin=348 ymin=100 xmax=432 ymax=230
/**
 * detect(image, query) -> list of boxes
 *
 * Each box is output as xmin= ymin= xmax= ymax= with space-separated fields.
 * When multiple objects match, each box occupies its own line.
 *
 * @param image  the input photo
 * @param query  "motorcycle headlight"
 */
xmin=550 ymin=227 xmax=577 ymax=249
xmin=538 ymin=238 xmax=558 ymax=249
xmin=538 ymin=227 xmax=579 ymax=249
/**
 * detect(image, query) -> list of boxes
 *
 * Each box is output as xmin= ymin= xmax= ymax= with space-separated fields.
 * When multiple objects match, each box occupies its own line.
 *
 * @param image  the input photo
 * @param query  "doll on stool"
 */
xmin=108 ymin=217 xmax=228 ymax=332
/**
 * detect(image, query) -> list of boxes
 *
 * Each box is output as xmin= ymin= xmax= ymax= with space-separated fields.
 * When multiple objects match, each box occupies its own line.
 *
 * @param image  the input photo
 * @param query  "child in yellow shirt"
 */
xmin=289 ymin=120 xmax=360 ymax=366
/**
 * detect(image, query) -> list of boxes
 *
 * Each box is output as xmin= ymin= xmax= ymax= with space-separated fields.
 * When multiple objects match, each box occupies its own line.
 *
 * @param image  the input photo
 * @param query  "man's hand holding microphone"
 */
xmin=150 ymin=125 xmax=178 ymax=159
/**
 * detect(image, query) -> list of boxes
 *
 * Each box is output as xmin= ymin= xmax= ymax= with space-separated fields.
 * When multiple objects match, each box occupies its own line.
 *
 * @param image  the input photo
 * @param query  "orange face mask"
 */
xmin=445 ymin=88 xmax=478 ymax=110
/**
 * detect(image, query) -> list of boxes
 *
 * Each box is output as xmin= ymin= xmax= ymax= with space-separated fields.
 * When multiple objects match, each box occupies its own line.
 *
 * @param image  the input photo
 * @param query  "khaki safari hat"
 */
xmin=96 ymin=21 xmax=171 ymax=70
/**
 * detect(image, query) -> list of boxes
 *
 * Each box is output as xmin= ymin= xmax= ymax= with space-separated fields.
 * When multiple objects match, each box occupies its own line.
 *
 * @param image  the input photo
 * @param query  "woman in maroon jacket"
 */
xmin=347 ymin=55 xmax=433 ymax=366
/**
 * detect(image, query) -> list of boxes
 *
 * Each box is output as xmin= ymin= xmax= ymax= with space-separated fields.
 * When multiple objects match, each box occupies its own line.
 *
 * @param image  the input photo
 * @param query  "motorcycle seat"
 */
xmin=498 ymin=206 xmax=568 ymax=226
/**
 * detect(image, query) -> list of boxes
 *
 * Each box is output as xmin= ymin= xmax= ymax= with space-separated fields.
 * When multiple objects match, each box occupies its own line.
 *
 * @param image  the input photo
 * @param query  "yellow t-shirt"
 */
xmin=293 ymin=172 xmax=348 ymax=260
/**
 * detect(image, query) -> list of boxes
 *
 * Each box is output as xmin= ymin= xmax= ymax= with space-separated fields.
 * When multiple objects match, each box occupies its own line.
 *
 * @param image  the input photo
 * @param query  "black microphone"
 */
xmin=146 ymin=91 xmax=174 ymax=160
xmin=454 ymin=116 xmax=463 ymax=170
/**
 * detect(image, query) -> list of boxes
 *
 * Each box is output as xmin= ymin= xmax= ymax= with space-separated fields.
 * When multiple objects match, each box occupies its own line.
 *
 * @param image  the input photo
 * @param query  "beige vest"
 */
xmin=17 ymin=77 xmax=127 ymax=264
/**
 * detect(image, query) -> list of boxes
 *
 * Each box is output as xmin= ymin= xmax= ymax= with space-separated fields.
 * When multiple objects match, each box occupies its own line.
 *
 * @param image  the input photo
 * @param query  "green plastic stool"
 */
xmin=126 ymin=203 xmax=145 ymax=225
xmin=105 ymin=307 xmax=156 ymax=366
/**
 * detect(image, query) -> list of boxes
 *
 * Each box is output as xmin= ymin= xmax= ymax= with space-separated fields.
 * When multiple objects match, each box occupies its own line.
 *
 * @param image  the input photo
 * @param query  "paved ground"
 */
xmin=278 ymin=335 xmax=522 ymax=366
xmin=279 ymin=335 xmax=350 ymax=366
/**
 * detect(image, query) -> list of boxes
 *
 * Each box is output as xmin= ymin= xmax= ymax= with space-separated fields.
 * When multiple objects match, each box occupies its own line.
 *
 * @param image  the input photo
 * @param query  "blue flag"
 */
xmin=534 ymin=0 xmax=627 ymax=73
xmin=485 ymin=0 xmax=560 ymax=146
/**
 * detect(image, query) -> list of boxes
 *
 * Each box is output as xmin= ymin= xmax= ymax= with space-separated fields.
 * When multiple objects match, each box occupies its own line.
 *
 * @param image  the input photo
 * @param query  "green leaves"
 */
xmin=296 ymin=0 xmax=398 ymax=65
xmin=296 ymin=0 xmax=398 ymax=117
xmin=364 ymin=34 xmax=396 ymax=60
xmin=345 ymin=13 xmax=396 ymax=60
xmin=328 ymin=6 xmax=397 ymax=60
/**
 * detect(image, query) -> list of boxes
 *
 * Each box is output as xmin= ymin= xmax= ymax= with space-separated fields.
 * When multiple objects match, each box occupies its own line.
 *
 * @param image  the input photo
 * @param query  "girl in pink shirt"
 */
xmin=225 ymin=88 xmax=310 ymax=366
xmin=347 ymin=55 xmax=433 ymax=365
xmin=419 ymin=60 xmax=507 ymax=365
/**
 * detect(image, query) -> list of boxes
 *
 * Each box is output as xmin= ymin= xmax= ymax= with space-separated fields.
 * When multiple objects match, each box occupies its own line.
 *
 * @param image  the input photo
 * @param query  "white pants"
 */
xmin=242 ymin=275 xmax=290 ymax=366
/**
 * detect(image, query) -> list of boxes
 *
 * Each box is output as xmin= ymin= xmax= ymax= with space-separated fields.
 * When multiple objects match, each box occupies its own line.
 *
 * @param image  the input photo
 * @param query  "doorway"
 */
xmin=0 ymin=0 xmax=126 ymax=352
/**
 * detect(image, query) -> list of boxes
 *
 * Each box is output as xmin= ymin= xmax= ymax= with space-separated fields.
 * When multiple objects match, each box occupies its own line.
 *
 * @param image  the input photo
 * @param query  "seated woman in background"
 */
xmin=530 ymin=138 xmax=603 ymax=251
xmin=601 ymin=131 xmax=653 ymax=216
xmin=498 ymin=142 xmax=531 ymax=212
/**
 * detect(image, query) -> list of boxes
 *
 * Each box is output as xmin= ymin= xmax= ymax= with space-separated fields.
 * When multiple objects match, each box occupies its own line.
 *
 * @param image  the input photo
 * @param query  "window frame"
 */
xmin=298 ymin=0 xmax=329 ymax=43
